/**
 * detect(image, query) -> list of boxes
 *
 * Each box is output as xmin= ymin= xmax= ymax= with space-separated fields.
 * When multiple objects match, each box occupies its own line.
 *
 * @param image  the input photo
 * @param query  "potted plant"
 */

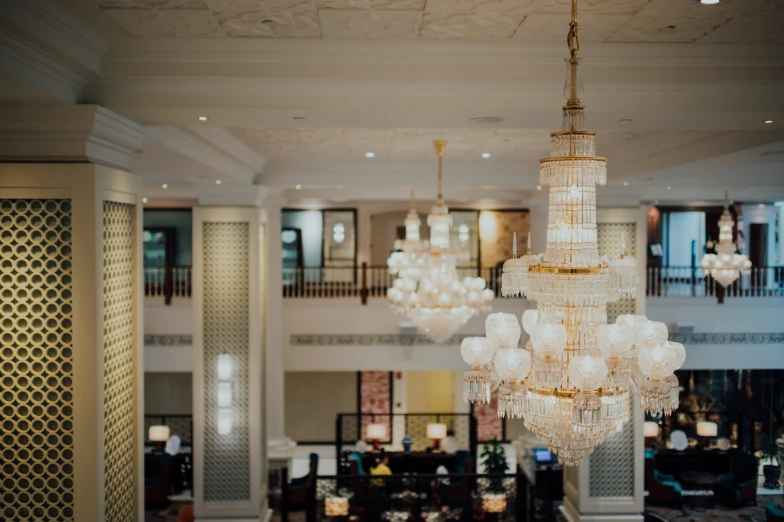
xmin=761 ymin=435 xmax=781 ymax=489
xmin=481 ymin=438 xmax=509 ymax=475
xmin=778 ymin=436 xmax=784 ymax=488
xmin=481 ymin=438 xmax=509 ymax=494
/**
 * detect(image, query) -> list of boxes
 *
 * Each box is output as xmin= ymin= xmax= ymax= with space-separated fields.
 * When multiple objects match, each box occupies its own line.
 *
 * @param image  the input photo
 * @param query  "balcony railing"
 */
xmin=283 ymin=264 xmax=502 ymax=303
xmin=144 ymin=266 xmax=192 ymax=303
xmin=646 ymin=266 xmax=784 ymax=299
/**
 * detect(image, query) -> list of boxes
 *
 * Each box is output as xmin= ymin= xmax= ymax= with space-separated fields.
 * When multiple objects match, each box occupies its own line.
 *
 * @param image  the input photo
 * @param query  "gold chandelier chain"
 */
xmin=568 ymin=0 xmax=580 ymax=59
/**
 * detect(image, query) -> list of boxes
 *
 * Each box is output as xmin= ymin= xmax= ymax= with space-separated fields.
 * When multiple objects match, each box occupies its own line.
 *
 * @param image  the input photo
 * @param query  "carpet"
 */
xmin=645 ymin=496 xmax=780 ymax=522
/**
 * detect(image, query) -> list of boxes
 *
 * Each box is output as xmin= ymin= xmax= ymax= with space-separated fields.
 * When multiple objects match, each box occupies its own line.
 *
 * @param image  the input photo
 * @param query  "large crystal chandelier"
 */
xmin=387 ymin=141 xmax=493 ymax=343
xmin=460 ymin=0 xmax=685 ymax=465
xmin=700 ymin=191 xmax=751 ymax=287
xmin=387 ymin=190 xmax=429 ymax=283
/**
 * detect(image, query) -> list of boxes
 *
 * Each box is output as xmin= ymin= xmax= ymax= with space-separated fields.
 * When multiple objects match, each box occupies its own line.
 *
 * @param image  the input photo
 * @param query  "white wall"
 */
xmin=144 ymin=299 xmax=193 ymax=373
xmin=646 ymin=298 xmax=784 ymax=333
xmin=282 ymin=210 xmax=323 ymax=267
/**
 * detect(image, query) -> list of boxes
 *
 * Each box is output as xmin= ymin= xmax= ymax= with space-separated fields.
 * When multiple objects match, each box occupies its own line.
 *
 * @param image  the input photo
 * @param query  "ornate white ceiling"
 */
xmin=91 ymin=0 xmax=784 ymax=42
xmin=237 ymin=127 xmax=642 ymax=162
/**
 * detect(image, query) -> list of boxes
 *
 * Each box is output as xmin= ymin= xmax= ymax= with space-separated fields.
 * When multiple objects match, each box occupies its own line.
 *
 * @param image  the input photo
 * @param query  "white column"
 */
xmin=192 ymin=185 xmax=267 ymax=521
xmin=262 ymin=192 xmax=296 ymax=458
xmin=0 ymin=106 xmax=145 ymax=522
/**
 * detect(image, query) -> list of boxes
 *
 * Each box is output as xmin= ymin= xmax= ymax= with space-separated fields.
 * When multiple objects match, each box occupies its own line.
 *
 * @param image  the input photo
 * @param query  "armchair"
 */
xmin=145 ymin=453 xmax=174 ymax=511
xmin=714 ymin=450 xmax=758 ymax=508
xmin=285 ymin=453 xmax=319 ymax=513
xmin=646 ymin=463 xmax=682 ymax=507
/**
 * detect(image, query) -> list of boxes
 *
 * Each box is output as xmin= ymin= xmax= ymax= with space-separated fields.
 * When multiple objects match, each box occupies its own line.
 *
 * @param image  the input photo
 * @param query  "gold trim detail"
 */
xmin=540 ymin=156 xmax=607 ymax=164
xmin=528 ymin=265 xmax=605 ymax=275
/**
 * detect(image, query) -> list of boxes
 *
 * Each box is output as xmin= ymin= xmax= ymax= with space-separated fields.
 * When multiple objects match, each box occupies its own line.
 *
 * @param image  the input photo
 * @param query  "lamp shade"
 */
xmin=427 ymin=423 xmax=447 ymax=440
xmin=366 ymin=423 xmax=388 ymax=440
xmin=485 ymin=312 xmax=521 ymax=349
xmin=531 ymin=323 xmax=567 ymax=358
xmin=460 ymin=337 xmax=495 ymax=367
xmin=494 ymin=348 xmax=532 ymax=383
xmin=148 ymin=425 xmax=170 ymax=442
xmin=643 ymin=422 xmax=660 ymax=438
xmin=325 ymin=497 xmax=349 ymax=517
xmin=567 ymin=356 xmax=608 ymax=392
xmin=522 ymin=310 xmax=538 ymax=335
xmin=696 ymin=421 xmax=717 ymax=437
xmin=482 ymin=494 xmax=507 ymax=513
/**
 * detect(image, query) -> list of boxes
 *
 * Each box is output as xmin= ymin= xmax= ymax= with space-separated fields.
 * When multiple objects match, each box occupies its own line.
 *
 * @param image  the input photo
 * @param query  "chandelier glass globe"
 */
xmin=460 ymin=0 xmax=685 ymax=465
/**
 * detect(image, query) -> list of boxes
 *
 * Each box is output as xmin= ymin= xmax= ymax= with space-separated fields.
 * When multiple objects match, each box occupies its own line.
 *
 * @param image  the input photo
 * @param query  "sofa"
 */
xmin=645 ymin=455 xmax=682 ymax=507
xmin=714 ymin=450 xmax=759 ymax=507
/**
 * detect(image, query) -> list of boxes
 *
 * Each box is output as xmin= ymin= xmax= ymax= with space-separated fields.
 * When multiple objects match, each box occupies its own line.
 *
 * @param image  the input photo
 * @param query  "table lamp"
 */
xmin=696 ymin=421 xmax=717 ymax=448
xmin=149 ymin=425 xmax=170 ymax=453
xmin=427 ymin=423 xmax=447 ymax=452
xmin=366 ymin=423 xmax=387 ymax=451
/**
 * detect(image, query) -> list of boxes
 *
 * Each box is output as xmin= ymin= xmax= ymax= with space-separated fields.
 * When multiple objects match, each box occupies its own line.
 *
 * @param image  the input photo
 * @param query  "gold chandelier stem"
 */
xmin=567 ymin=0 xmax=580 ymax=104
xmin=434 ymin=140 xmax=446 ymax=204
xmin=410 ymin=188 xmax=415 ymax=210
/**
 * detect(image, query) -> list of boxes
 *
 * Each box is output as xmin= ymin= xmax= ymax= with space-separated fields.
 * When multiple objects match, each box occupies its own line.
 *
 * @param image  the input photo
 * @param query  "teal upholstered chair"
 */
xmin=286 ymin=453 xmax=319 ymax=512
xmin=648 ymin=469 xmax=682 ymax=506
xmin=766 ymin=502 xmax=784 ymax=521
xmin=715 ymin=450 xmax=758 ymax=508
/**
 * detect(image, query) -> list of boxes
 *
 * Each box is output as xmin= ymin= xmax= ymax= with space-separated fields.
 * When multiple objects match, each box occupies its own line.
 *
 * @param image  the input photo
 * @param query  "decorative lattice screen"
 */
xmin=1 ymin=199 xmax=75 ymax=521
xmin=597 ymin=222 xmax=637 ymax=323
xmin=102 ymin=201 xmax=137 ymax=521
xmin=202 ymin=222 xmax=251 ymax=502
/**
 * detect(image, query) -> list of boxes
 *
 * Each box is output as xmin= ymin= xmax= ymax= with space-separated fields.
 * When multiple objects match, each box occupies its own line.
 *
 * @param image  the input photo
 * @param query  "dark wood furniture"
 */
xmin=714 ymin=450 xmax=759 ymax=508
xmin=679 ymin=470 xmax=718 ymax=509
xmin=358 ymin=451 xmax=459 ymax=475
xmin=145 ymin=453 xmax=174 ymax=511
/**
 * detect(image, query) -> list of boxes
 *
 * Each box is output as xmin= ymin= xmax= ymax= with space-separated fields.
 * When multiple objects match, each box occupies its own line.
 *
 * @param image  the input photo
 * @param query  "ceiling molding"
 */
xmin=143 ymin=126 xmax=266 ymax=183
xmin=192 ymin=184 xmax=269 ymax=207
xmin=0 ymin=0 xmax=106 ymax=103
xmin=0 ymin=105 xmax=144 ymax=171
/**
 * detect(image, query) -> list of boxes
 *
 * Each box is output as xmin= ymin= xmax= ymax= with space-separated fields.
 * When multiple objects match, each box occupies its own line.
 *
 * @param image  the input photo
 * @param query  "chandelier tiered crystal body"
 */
xmin=460 ymin=0 xmax=685 ymax=465
xmin=700 ymin=191 xmax=752 ymax=287
xmin=387 ymin=141 xmax=493 ymax=343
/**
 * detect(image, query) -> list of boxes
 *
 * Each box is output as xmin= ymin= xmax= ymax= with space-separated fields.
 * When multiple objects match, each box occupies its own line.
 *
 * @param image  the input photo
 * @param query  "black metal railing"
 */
xmin=290 ymin=472 xmax=523 ymax=522
xmin=646 ymin=265 xmax=784 ymax=299
xmin=144 ymin=266 xmax=192 ymax=303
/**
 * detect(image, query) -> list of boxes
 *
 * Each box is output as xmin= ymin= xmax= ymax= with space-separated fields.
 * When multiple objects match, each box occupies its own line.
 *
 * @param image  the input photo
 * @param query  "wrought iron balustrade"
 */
xmin=646 ymin=265 xmax=784 ymax=299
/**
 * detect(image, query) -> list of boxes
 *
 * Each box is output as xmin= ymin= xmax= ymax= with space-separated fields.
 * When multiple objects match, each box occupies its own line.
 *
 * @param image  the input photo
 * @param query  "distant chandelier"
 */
xmin=461 ymin=0 xmax=685 ymax=466
xmin=387 ymin=140 xmax=493 ymax=343
xmin=700 ymin=191 xmax=751 ymax=287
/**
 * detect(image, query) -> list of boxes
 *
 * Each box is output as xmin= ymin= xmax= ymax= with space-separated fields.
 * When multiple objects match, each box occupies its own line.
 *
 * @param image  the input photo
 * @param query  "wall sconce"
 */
xmin=217 ymin=409 xmax=233 ymax=436
xmin=217 ymin=354 xmax=233 ymax=381
xmin=217 ymin=354 xmax=233 ymax=435
xmin=333 ymin=223 xmax=345 ymax=244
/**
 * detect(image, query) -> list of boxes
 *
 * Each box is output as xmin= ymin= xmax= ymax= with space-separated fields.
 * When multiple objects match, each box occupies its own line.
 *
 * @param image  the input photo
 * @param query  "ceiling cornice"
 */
xmin=143 ymin=126 xmax=266 ymax=183
xmin=0 ymin=0 xmax=106 ymax=103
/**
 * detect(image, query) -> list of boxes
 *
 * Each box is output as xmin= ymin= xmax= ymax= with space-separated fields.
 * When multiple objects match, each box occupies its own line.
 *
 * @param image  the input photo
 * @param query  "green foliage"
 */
xmin=481 ymin=438 xmax=509 ymax=474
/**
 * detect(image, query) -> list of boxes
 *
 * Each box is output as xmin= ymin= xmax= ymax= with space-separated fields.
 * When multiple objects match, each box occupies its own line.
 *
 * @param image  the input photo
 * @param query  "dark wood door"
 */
xmin=749 ymin=223 xmax=768 ymax=288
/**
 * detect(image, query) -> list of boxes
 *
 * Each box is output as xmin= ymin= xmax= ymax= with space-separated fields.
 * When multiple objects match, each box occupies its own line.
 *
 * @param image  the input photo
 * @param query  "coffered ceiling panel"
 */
xmin=237 ymin=127 xmax=641 ymax=163
xmin=513 ymin=13 xmax=629 ymax=41
xmin=316 ymin=0 xmax=427 ymax=10
xmin=102 ymin=8 xmax=226 ymax=36
xmin=90 ymin=0 xmax=783 ymax=41
xmin=319 ymin=10 xmax=422 ymax=37
xmin=420 ymin=10 xmax=527 ymax=39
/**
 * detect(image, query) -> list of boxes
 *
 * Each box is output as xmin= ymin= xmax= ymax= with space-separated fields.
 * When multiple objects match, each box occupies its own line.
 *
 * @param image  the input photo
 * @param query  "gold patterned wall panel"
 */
xmin=202 ymin=222 xmax=251 ymax=502
xmin=0 ymin=200 xmax=75 ymax=521
xmin=597 ymin=222 xmax=637 ymax=323
xmin=102 ymin=201 xmax=136 ymax=522
xmin=479 ymin=210 xmax=530 ymax=269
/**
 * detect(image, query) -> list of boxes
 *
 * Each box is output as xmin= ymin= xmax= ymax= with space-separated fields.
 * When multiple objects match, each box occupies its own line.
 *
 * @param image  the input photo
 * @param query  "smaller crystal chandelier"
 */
xmin=700 ymin=191 xmax=751 ymax=287
xmin=387 ymin=141 xmax=493 ymax=343
xmin=387 ymin=189 xmax=429 ymax=283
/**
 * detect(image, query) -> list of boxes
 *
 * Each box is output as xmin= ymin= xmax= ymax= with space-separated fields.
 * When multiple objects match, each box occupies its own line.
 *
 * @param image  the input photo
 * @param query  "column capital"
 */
xmin=193 ymin=184 xmax=269 ymax=207
xmin=0 ymin=106 xmax=143 ymax=171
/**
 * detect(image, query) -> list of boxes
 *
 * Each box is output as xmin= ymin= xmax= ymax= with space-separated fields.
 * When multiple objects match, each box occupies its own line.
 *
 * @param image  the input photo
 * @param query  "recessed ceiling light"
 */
xmin=699 ymin=0 xmax=720 ymax=4
xmin=481 ymin=153 xmax=491 ymax=159
xmin=365 ymin=152 xmax=375 ymax=158
xmin=666 ymin=186 xmax=672 ymax=190
xmin=664 ymin=24 xmax=677 ymax=30
xmin=764 ymin=119 xmax=774 ymax=124
xmin=216 ymin=180 xmax=222 ymax=185
xmin=295 ymin=184 xmax=302 ymax=190
xmin=162 ymin=183 xmax=168 ymax=189
xmin=536 ymin=185 xmax=542 ymax=191
xmin=198 ymin=116 xmax=208 ymax=121
xmin=619 ymin=119 xmax=632 ymax=124
xmin=623 ymin=181 xmax=629 ymax=186
xmin=142 ymin=197 xmax=148 ymax=204
xmin=293 ymin=116 xmax=306 ymax=121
